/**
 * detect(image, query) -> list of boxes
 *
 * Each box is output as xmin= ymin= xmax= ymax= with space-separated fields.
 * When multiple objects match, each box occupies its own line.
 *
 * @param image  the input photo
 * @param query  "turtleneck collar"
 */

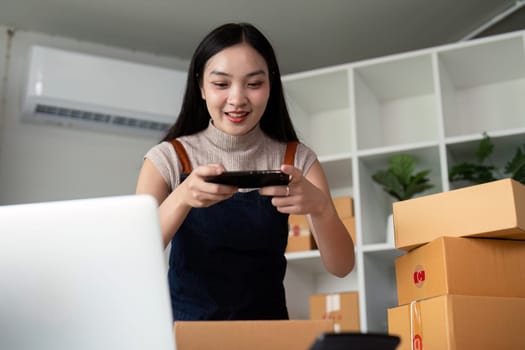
xmin=204 ymin=120 xmax=265 ymax=152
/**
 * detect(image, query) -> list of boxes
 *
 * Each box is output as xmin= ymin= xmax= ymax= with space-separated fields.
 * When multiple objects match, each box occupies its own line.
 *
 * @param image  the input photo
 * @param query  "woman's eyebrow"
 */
xmin=208 ymin=69 xmax=267 ymax=78
xmin=246 ymin=69 xmax=267 ymax=77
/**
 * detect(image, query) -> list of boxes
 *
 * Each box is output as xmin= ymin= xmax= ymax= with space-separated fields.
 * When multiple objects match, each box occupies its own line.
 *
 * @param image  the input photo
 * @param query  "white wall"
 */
xmin=0 ymin=26 xmax=189 ymax=205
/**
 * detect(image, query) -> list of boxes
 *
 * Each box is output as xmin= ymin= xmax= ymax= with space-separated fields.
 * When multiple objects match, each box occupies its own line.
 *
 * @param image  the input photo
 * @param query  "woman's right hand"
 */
xmin=178 ymin=164 xmax=238 ymax=208
xmin=137 ymin=160 xmax=237 ymax=247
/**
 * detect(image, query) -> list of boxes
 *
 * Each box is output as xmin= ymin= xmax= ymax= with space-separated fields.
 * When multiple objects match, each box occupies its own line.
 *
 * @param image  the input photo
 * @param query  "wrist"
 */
xmin=311 ymin=193 xmax=335 ymax=219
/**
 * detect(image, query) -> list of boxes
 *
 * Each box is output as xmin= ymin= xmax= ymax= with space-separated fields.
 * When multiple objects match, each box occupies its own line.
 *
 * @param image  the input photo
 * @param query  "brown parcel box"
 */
xmin=287 ymin=213 xmax=355 ymax=250
xmin=393 ymin=178 xmax=525 ymax=251
xmin=388 ymin=294 xmax=525 ymax=350
xmin=174 ymin=320 xmax=333 ymax=350
xmin=309 ymin=292 xmax=360 ymax=332
xmin=333 ymin=196 xmax=354 ymax=218
xmin=289 ymin=214 xmax=310 ymax=236
xmin=286 ymin=234 xmax=317 ymax=253
xmin=395 ymin=236 xmax=525 ymax=305
xmin=287 ymin=215 xmax=317 ymax=253
xmin=341 ymin=216 xmax=356 ymax=244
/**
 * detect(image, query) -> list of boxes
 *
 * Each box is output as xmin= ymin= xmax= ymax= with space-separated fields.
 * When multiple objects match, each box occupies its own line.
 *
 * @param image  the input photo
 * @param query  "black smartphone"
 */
xmin=204 ymin=170 xmax=289 ymax=188
xmin=309 ymin=332 xmax=400 ymax=350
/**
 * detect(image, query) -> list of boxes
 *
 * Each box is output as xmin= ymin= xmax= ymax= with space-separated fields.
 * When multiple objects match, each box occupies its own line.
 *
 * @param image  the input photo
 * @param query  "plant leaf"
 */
xmin=475 ymin=132 xmax=494 ymax=163
xmin=403 ymin=170 xmax=433 ymax=200
xmin=389 ymin=154 xmax=414 ymax=186
xmin=504 ymin=145 xmax=525 ymax=184
xmin=371 ymin=170 xmax=404 ymax=201
xmin=412 ymin=169 xmax=432 ymax=184
xmin=449 ymin=162 xmax=496 ymax=184
xmin=404 ymin=181 xmax=434 ymax=200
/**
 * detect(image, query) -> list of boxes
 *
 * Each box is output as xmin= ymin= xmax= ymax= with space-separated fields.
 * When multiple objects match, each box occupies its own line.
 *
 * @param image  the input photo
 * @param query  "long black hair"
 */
xmin=161 ymin=22 xmax=298 ymax=142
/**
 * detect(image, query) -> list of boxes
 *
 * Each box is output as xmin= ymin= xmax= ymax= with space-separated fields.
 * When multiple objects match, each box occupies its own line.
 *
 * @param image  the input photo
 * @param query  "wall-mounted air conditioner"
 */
xmin=22 ymin=45 xmax=187 ymax=138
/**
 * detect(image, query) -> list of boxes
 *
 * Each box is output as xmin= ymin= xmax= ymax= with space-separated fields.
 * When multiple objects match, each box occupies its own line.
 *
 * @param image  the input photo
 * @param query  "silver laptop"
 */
xmin=0 ymin=195 xmax=175 ymax=350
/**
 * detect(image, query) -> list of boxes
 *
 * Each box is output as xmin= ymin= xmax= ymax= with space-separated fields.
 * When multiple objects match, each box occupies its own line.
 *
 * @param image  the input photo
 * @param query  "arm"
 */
xmin=260 ymin=161 xmax=355 ymax=277
xmin=301 ymin=161 xmax=355 ymax=277
xmin=136 ymin=159 xmax=238 ymax=248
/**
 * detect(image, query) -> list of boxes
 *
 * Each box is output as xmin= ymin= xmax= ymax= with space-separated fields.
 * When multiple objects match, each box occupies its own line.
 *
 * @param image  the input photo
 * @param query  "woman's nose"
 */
xmin=227 ymin=85 xmax=247 ymax=106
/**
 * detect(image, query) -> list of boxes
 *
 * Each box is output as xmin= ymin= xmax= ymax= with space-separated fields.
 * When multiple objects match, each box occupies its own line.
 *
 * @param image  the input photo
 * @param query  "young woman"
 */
xmin=136 ymin=22 xmax=355 ymax=321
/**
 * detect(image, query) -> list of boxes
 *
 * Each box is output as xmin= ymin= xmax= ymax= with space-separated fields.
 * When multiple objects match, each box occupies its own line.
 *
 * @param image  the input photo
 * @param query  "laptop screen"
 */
xmin=0 ymin=195 xmax=175 ymax=350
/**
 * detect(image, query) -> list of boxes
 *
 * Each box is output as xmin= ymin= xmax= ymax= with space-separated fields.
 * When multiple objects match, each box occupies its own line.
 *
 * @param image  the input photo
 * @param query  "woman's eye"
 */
xmin=212 ymin=82 xmax=229 ymax=88
xmin=248 ymin=81 xmax=264 ymax=88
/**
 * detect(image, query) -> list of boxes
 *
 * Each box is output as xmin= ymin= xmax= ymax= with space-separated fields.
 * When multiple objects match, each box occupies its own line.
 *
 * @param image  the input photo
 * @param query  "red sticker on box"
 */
xmin=413 ymin=265 xmax=425 ymax=288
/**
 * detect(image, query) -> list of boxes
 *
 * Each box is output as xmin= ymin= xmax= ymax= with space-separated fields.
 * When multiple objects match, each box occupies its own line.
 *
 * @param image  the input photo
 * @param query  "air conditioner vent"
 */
xmin=35 ymin=104 xmax=170 ymax=132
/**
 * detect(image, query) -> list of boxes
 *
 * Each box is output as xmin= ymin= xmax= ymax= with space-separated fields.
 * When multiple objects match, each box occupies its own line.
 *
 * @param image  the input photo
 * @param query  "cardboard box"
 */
xmin=388 ymin=294 xmax=525 ymax=350
xmin=341 ymin=216 xmax=356 ymax=243
xmin=333 ymin=196 xmax=354 ymax=218
xmin=309 ymin=292 xmax=360 ymax=332
xmin=395 ymin=236 xmax=525 ymax=305
xmin=393 ymin=179 xmax=525 ymax=251
xmin=174 ymin=319 xmax=333 ymax=350
xmin=287 ymin=211 xmax=355 ymax=251
xmin=286 ymin=234 xmax=317 ymax=253
xmin=289 ymin=214 xmax=310 ymax=236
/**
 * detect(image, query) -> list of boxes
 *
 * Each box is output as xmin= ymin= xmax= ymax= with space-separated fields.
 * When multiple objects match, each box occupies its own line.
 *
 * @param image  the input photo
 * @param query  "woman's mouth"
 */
xmin=225 ymin=111 xmax=249 ymax=123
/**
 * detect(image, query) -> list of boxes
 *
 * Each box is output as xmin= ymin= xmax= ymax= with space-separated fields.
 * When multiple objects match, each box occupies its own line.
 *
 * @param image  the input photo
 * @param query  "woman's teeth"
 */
xmin=227 ymin=112 xmax=247 ymax=117
xmin=226 ymin=113 xmax=249 ymax=120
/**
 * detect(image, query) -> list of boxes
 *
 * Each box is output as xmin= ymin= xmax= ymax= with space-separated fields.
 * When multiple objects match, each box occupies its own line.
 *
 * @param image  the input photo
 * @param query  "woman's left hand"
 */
xmin=259 ymin=164 xmax=329 ymax=216
xmin=261 ymin=161 xmax=355 ymax=277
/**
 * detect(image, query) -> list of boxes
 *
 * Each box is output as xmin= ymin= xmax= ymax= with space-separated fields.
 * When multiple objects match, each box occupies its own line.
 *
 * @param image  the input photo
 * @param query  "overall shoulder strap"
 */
xmin=284 ymin=141 xmax=299 ymax=166
xmin=170 ymin=139 xmax=192 ymax=173
xmin=172 ymin=139 xmax=298 ymax=171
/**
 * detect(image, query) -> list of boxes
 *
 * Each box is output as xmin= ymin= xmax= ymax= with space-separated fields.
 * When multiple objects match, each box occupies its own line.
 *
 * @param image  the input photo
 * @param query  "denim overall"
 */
xmin=168 ymin=140 xmax=298 ymax=320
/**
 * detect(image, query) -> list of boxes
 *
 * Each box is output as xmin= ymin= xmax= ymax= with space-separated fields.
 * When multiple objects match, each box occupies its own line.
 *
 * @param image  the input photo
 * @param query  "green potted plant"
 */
xmin=372 ymin=154 xmax=434 ymax=201
xmin=371 ymin=154 xmax=434 ymax=244
xmin=448 ymin=132 xmax=525 ymax=186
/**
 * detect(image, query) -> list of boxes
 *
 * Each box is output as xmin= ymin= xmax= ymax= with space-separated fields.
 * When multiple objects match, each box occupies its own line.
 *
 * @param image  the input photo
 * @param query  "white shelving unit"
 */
xmin=0 ymin=27 xmax=7 ymax=114
xmin=282 ymin=29 xmax=525 ymax=332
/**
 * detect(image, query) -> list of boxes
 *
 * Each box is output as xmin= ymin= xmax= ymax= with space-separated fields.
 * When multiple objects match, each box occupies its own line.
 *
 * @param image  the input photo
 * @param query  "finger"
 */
xmin=194 ymin=164 xmax=226 ymax=177
xmin=280 ymin=164 xmax=302 ymax=183
xmin=202 ymin=182 xmax=238 ymax=195
xmin=258 ymin=184 xmax=288 ymax=197
xmin=271 ymin=198 xmax=297 ymax=214
xmin=188 ymin=183 xmax=237 ymax=207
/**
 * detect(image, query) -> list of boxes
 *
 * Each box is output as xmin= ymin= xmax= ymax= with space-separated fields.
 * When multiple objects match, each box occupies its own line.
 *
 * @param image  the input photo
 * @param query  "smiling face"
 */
xmin=199 ymin=43 xmax=270 ymax=136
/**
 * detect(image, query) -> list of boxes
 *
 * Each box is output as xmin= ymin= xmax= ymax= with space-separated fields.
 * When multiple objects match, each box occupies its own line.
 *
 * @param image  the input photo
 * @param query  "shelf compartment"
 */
xmin=284 ymin=68 xmax=352 ymax=158
xmin=318 ymin=156 xmax=353 ymax=195
xmin=285 ymin=253 xmax=359 ymax=320
xmin=363 ymin=249 xmax=404 ymax=332
xmin=438 ymin=34 xmax=525 ymax=138
xmin=353 ymin=53 xmax=439 ymax=151
xmin=445 ymin=130 xmax=525 ymax=190
xmin=357 ymin=145 xmax=442 ymax=245
xmin=285 ymin=250 xmax=323 ymax=272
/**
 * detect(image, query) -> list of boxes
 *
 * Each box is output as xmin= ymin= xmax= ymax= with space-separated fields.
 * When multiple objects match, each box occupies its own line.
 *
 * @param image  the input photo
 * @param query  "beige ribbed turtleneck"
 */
xmin=145 ymin=121 xmax=317 ymax=191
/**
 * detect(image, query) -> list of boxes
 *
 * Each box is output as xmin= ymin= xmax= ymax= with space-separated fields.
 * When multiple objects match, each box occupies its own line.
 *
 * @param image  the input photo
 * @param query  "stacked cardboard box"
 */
xmin=286 ymin=196 xmax=355 ymax=253
xmin=309 ymin=291 xmax=360 ymax=333
xmin=392 ymin=178 xmax=525 ymax=251
xmin=286 ymin=214 xmax=317 ymax=252
xmin=388 ymin=179 xmax=525 ymax=350
xmin=333 ymin=196 xmax=356 ymax=244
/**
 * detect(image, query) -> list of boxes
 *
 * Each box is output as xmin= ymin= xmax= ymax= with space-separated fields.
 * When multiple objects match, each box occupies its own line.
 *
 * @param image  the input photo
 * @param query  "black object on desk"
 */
xmin=309 ymin=332 xmax=401 ymax=350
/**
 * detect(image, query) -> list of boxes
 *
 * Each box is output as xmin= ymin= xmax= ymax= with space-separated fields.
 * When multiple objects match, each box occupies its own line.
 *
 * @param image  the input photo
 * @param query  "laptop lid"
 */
xmin=0 ymin=195 xmax=175 ymax=350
